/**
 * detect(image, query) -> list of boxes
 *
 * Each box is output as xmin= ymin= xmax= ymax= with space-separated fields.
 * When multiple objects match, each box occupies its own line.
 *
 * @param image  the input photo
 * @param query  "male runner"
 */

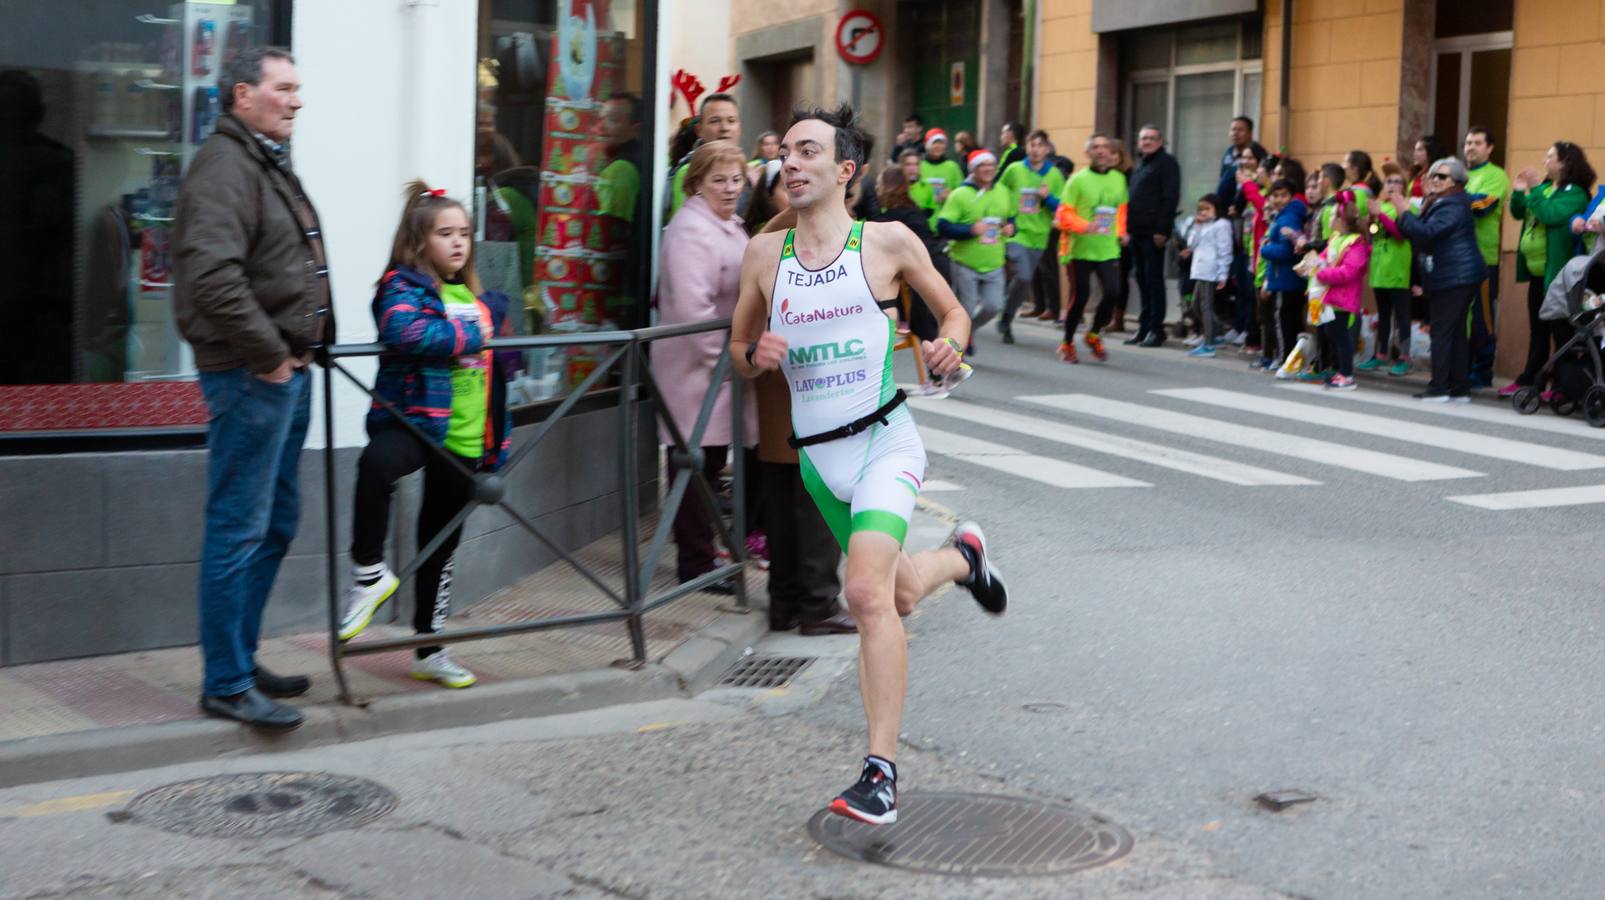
xmin=731 ymin=103 xmax=1007 ymax=825
xmin=1055 ymin=132 xmax=1129 ymax=363
xmin=996 ymin=129 xmax=1065 ymax=343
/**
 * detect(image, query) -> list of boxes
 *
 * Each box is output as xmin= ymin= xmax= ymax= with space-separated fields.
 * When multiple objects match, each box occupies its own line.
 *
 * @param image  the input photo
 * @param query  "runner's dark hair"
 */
xmin=790 ymin=102 xmax=872 ymax=190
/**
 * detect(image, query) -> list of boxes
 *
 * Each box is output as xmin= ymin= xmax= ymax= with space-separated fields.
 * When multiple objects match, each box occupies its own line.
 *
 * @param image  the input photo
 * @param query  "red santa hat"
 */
xmin=967 ymin=149 xmax=997 ymax=168
xmin=924 ymin=128 xmax=948 ymax=145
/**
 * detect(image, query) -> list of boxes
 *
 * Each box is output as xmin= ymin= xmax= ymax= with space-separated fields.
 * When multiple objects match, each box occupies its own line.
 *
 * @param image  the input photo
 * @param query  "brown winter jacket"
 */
xmin=174 ymin=114 xmax=333 ymax=373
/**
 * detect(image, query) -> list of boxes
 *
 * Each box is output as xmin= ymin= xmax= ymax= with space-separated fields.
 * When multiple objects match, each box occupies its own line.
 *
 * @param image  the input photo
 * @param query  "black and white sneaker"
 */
xmin=829 ymin=757 xmax=898 ymax=825
xmin=953 ymin=521 xmax=1007 ymax=615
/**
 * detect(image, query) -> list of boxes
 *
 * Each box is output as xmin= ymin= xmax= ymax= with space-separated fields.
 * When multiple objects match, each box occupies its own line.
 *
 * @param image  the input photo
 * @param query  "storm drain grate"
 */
xmin=716 ymin=655 xmax=814 ymax=688
xmin=115 ymin=772 xmax=398 ymax=839
xmin=808 ymin=791 xmax=1133 ymax=878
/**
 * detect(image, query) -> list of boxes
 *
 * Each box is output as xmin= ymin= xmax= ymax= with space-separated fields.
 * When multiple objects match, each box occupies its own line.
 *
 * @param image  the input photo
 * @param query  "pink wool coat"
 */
xmin=653 ymin=194 xmax=757 ymax=447
xmin=1314 ymin=235 xmax=1372 ymax=315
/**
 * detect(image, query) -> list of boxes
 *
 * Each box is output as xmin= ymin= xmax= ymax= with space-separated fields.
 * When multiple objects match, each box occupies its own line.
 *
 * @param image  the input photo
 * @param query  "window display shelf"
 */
xmin=86 ymin=125 xmax=172 ymax=140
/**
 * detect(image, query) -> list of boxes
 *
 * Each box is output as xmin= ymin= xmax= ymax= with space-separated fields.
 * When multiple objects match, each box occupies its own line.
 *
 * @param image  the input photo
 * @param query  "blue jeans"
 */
xmin=196 ymin=366 xmax=311 ymax=697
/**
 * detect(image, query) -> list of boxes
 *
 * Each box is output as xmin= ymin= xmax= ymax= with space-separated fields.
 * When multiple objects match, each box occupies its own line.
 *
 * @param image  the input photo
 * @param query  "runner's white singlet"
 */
xmin=770 ymin=221 xmax=926 ymax=548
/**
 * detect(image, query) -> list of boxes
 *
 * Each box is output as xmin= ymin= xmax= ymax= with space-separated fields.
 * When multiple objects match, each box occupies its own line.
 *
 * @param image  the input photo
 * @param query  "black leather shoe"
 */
xmin=800 ymin=611 xmax=858 ymax=635
xmin=1122 ymin=332 xmax=1147 ymax=346
xmin=1140 ymin=333 xmax=1165 ymax=348
xmin=253 ymin=666 xmax=310 ymax=698
xmin=200 ymin=687 xmax=304 ymax=730
xmin=769 ymin=615 xmax=800 ymax=632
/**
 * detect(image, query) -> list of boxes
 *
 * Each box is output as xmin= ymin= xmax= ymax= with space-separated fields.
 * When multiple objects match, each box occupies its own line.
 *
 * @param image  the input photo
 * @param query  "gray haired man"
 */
xmin=174 ymin=47 xmax=333 ymax=729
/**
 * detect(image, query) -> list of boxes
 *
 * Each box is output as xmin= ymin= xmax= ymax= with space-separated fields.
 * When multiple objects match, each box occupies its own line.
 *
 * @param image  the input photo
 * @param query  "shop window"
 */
xmin=476 ymin=0 xmax=652 ymax=405
xmin=1175 ymin=21 xmax=1239 ymax=67
xmin=0 ymin=0 xmax=288 ymax=433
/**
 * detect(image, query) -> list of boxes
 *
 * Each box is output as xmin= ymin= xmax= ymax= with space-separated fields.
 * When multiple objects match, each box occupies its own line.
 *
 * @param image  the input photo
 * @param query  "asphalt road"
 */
xmin=2 ymin=319 xmax=1601 ymax=898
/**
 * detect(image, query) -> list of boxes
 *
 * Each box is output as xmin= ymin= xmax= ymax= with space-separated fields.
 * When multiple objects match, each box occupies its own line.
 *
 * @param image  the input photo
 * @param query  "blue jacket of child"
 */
xmin=1259 ymin=198 xmax=1309 ymax=293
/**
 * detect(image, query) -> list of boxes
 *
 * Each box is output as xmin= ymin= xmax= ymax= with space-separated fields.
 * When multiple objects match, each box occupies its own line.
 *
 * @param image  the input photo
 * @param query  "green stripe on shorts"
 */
xmin=799 ymin=449 xmax=852 ymax=551
xmin=852 ymin=509 xmax=909 ymax=546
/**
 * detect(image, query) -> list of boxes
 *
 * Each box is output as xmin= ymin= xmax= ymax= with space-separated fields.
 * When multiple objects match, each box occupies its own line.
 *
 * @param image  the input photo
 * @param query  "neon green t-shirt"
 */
xmin=1059 ymin=167 xmax=1127 ymax=263
xmin=919 ymin=158 xmax=965 ymax=209
xmin=998 ymin=160 xmax=1067 ymax=251
xmin=440 ymin=283 xmax=491 ymax=459
xmin=938 ymin=182 xmax=1015 ymax=273
xmin=1465 ymin=161 xmax=1510 ymax=266
xmin=1368 ymin=199 xmax=1412 ymax=289
xmin=597 ymin=158 xmax=640 ymax=222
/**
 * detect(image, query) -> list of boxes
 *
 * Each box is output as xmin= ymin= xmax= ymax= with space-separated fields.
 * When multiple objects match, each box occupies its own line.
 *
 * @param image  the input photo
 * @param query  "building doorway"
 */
xmin=1429 ymin=0 xmax=1512 ymax=165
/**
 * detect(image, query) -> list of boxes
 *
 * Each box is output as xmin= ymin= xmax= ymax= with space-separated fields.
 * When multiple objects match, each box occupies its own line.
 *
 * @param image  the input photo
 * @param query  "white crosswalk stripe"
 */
xmin=1020 ymin=393 xmax=1482 ymax=482
xmin=912 ymin=397 xmax=1317 ymax=486
xmin=1447 ymin=484 xmax=1605 ymax=510
xmin=1276 ymin=382 xmax=1605 ymax=442
xmin=917 ymin=426 xmax=1150 ymax=489
xmin=1156 ymin=387 xmax=1605 ymax=471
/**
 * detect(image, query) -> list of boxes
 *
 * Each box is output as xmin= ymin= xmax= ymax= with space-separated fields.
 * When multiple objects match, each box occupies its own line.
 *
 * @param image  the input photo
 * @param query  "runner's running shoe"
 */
xmin=830 ymin=757 xmax=898 ymax=825
xmin=338 ymin=566 xmax=399 ymax=642
xmin=410 ymin=649 xmax=477 ymax=689
xmin=1057 ymin=342 xmax=1079 ymax=363
xmin=953 ymin=521 xmax=1007 ymax=615
xmin=1083 ymin=332 xmax=1108 ymax=361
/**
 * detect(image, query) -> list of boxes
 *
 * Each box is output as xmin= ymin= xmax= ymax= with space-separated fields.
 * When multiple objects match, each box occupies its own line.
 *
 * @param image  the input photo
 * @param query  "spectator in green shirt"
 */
xmin=1462 ymin=126 xmax=1510 ymax=387
xmin=667 ymin=93 xmax=747 ymax=222
xmin=996 ymin=129 xmax=1065 ymax=343
xmin=936 ymin=148 xmax=1015 ymax=344
xmin=1509 ymin=141 xmax=1596 ymax=394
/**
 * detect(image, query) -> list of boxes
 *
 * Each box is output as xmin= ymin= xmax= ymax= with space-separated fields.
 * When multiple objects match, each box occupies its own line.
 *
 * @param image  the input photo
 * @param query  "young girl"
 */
xmin=337 ymin=180 xmax=515 ymax=689
xmin=1178 ymin=194 xmax=1233 ymax=358
xmin=1310 ymin=192 xmax=1372 ymax=391
xmin=1360 ymin=162 xmax=1414 ymax=376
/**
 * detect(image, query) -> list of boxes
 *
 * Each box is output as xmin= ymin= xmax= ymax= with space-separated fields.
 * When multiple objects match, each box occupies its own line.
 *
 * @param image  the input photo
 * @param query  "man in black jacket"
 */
xmin=1126 ymin=125 xmax=1180 ymax=347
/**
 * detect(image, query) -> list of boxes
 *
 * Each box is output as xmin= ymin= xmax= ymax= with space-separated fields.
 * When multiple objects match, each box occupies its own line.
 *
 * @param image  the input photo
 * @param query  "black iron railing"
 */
xmin=320 ymin=319 xmax=747 ymax=704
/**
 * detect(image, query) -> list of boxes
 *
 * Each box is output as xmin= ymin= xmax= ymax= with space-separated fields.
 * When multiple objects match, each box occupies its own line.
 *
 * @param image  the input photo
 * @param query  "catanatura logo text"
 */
xmin=779 ymin=296 xmax=864 ymax=326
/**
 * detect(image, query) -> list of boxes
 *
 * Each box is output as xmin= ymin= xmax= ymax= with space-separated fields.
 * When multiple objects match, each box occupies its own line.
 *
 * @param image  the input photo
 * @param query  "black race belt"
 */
xmin=788 ymin=390 xmax=907 ymax=449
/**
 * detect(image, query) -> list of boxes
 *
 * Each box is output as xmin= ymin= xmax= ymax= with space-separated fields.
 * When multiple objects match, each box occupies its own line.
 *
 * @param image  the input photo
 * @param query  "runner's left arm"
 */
xmin=889 ymin=224 xmax=969 ymax=376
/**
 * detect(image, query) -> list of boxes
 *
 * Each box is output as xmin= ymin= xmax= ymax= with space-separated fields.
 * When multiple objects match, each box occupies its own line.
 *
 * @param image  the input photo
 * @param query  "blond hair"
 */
xmin=386 ymin=179 xmax=481 ymax=293
xmin=683 ymin=140 xmax=748 ymax=196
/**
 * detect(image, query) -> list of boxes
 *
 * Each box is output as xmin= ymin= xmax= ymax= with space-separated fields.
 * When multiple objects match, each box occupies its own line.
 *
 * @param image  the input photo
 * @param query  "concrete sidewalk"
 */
xmin=0 ymin=513 xmax=771 ymax=788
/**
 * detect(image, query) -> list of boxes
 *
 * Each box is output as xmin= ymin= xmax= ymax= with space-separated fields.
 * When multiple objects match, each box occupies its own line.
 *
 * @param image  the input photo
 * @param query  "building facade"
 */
xmin=0 ymin=0 xmax=670 ymax=665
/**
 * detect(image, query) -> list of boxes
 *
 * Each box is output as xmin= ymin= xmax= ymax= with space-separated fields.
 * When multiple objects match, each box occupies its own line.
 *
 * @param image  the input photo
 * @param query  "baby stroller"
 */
xmin=1513 ymin=249 xmax=1605 ymax=425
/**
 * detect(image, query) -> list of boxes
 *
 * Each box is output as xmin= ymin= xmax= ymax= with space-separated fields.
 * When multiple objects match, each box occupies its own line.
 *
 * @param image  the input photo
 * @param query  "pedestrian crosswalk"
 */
xmin=905 ymin=385 xmax=1605 ymax=510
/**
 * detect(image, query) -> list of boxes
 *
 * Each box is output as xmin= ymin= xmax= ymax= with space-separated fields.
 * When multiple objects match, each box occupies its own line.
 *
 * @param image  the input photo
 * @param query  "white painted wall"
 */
xmin=292 ymin=0 xmax=477 ymax=449
xmin=667 ymin=0 xmax=733 ymax=122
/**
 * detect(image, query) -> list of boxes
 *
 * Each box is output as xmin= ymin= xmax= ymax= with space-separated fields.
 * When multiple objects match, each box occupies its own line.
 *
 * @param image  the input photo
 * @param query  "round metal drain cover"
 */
xmin=121 ymin=772 xmax=398 ymax=839
xmin=808 ymin=791 xmax=1132 ymax=877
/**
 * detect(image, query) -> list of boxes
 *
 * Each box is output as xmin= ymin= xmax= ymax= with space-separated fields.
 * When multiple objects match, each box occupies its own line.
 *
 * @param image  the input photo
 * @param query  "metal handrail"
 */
xmin=320 ymin=317 xmax=747 ymax=704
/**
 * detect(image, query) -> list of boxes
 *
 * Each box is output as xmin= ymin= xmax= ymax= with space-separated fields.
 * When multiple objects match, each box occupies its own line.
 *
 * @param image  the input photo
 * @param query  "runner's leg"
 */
xmin=843 ymin=531 xmax=907 ymax=760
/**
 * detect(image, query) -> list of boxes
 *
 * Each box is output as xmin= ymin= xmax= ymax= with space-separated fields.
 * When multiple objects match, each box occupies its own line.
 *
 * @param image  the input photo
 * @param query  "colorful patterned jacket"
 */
xmin=366 ymin=266 xmax=515 ymax=470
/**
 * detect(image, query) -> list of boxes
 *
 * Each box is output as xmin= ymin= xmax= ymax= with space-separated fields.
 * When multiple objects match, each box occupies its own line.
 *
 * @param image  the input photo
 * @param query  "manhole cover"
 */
xmin=808 ymin=792 xmax=1132 ymax=877
xmin=717 ymin=655 xmax=813 ymax=688
xmin=119 ymin=772 xmax=398 ymax=839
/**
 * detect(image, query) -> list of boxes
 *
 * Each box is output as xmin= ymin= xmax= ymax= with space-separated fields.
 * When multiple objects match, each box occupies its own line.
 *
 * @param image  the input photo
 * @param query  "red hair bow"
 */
xmin=427 ymin=188 xmax=446 ymax=197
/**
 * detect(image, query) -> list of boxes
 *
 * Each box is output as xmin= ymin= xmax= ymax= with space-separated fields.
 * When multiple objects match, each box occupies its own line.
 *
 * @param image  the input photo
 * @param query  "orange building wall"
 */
xmin=1034 ymin=0 xmax=1100 ymax=167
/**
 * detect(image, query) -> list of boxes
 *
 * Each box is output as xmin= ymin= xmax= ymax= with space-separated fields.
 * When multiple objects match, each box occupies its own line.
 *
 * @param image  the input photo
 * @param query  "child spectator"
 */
xmin=1178 ymin=194 xmax=1233 ymax=358
xmin=1361 ymin=163 xmax=1415 ymax=376
xmin=1310 ymin=192 xmax=1372 ymax=391
xmin=1259 ymin=178 xmax=1311 ymax=373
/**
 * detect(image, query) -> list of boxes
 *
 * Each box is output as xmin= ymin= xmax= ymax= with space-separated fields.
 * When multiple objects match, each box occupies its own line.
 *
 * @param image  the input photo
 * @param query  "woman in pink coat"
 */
xmin=654 ymin=140 xmax=758 ymax=587
xmin=1312 ymin=192 xmax=1372 ymax=391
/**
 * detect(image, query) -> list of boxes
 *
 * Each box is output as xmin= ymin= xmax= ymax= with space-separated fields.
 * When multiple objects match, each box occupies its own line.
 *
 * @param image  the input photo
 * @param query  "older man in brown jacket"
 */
xmin=174 ymin=47 xmax=332 ymax=730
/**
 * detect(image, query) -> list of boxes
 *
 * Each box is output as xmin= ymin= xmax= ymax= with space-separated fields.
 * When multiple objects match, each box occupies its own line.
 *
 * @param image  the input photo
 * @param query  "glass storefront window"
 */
xmin=475 ymin=0 xmax=652 ymax=405
xmin=0 ymin=0 xmax=287 ymax=431
xmin=1175 ymin=21 xmax=1238 ymax=67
